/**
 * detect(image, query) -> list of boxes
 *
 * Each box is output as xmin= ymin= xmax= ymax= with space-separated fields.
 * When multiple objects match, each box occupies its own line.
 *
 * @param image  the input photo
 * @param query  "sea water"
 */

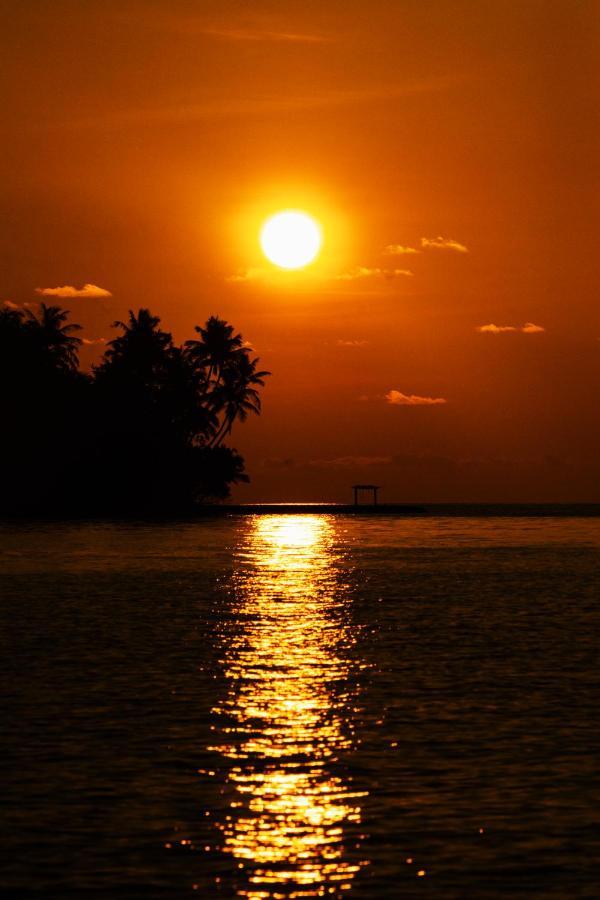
xmin=1 ymin=513 xmax=599 ymax=897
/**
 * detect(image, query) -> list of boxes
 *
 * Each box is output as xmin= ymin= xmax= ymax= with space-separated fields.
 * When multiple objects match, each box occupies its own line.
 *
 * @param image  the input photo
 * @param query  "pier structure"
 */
xmin=352 ymin=484 xmax=380 ymax=506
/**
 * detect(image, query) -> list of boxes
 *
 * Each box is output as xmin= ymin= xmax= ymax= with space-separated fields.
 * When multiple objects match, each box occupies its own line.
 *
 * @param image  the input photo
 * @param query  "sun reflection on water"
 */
xmin=211 ymin=515 xmax=368 ymax=897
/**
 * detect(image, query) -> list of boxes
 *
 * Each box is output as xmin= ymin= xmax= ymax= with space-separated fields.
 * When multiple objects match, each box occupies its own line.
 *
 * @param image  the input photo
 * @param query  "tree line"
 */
xmin=0 ymin=304 xmax=269 ymax=514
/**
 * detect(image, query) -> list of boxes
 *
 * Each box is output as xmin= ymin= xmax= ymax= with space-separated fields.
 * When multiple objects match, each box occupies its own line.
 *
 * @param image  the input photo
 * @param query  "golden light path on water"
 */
xmin=211 ymin=515 xmax=368 ymax=897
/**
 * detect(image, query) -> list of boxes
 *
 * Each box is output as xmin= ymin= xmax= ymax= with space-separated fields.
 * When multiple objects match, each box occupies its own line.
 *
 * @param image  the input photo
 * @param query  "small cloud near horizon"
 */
xmin=477 ymin=322 xmax=545 ymax=334
xmin=421 ymin=236 xmax=469 ymax=253
xmin=308 ymin=455 xmax=393 ymax=468
xmin=262 ymin=457 xmax=296 ymax=470
xmin=336 ymin=266 xmax=413 ymax=280
xmin=226 ymin=268 xmax=265 ymax=283
xmin=336 ymin=339 xmax=369 ymax=347
xmin=3 ymin=300 xmax=39 ymax=311
xmin=81 ymin=337 xmax=107 ymax=346
xmin=35 ymin=283 xmax=112 ymax=299
xmin=384 ymin=244 xmax=422 ymax=256
xmin=385 ymin=389 xmax=447 ymax=406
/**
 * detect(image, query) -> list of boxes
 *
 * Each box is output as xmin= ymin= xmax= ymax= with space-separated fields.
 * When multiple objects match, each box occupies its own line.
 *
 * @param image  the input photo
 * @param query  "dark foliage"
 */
xmin=0 ymin=306 xmax=269 ymax=514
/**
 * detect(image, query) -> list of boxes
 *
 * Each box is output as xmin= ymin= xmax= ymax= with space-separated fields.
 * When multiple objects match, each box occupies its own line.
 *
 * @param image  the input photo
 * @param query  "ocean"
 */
xmin=1 ymin=512 xmax=599 ymax=898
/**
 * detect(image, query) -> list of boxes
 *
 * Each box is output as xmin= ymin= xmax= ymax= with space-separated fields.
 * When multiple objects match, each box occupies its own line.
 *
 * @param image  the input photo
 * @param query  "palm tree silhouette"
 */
xmin=25 ymin=303 xmax=82 ymax=371
xmin=100 ymin=308 xmax=173 ymax=382
xmin=211 ymin=353 xmax=270 ymax=447
xmin=0 ymin=304 xmax=24 ymax=331
xmin=185 ymin=315 xmax=245 ymax=388
xmin=0 ymin=303 xmax=270 ymax=513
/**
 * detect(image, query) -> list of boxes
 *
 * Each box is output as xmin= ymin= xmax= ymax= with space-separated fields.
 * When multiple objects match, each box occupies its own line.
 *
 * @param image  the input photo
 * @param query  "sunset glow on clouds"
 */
xmin=385 ymin=390 xmax=447 ymax=406
xmin=335 ymin=267 xmax=413 ymax=280
xmin=383 ymin=237 xmax=469 ymax=256
xmin=35 ymin=284 xmax=112 ymax=299
xmin=384 ymin=244 xmax=422 ymax=256
xmin=4 ymin=300 xmax=39 ymax=311
xmin=477 ymin=323 xmax=545 ymax=334
xmin=420 ymin=237 xmax=469 ymax=253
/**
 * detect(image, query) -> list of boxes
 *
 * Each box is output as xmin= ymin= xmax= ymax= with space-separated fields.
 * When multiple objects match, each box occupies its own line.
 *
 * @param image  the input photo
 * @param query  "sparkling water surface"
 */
xmin=1 ymin=514 xmax=599 ymax=898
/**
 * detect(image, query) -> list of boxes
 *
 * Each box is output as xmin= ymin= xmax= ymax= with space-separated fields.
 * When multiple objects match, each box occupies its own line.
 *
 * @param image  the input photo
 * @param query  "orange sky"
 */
xmin=2 ymin=0 xmax=599 ymax=501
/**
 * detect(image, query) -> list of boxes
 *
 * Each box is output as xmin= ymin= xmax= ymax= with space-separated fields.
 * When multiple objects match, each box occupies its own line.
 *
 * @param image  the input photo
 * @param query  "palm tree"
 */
xmin=0 ymin=304 xmax=24 ymax=331
xmin=184 ymin=316 xmax=245 ymax=388
xmin=99 ymin=308 xmax=173 ymax=383
xmin=160 ymin=349 xmax=219 ymax=446
xmin=211 ymin=353 xmax=270 ymax=447
xmin=25 ymin=303 xmax=82 ymax=371
xmin=0 ymin=305 xmax=26 ymax=371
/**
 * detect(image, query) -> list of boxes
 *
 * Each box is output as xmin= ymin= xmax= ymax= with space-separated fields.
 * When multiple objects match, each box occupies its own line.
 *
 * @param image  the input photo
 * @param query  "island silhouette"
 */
xmin=0 ymin=304 xmax=269 ymax=515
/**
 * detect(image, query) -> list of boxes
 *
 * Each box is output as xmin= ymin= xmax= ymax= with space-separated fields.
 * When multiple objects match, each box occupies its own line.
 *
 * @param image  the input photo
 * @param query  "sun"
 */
xmin=260 ymin=210 xmax=322 ymax=270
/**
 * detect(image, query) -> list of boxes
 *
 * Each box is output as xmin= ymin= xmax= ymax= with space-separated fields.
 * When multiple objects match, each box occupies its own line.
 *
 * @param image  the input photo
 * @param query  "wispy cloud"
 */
xmin=81 ymin=337 xmax=107 ymax=346
xmin=384 ymin=244 xmax=422 ymax=256
xmin=225 ymin=268 xmax=265 ymax=283
xmin=201 ymin=27 xmax=329 ymax=43
xmin=385 ymin=390 xmax=447 ymax=406
xmin=35 ymin=283 xmax=112 ymax=299
xmin=308 ymin=455 xmax=393 ymax=468
xmin=262 ymin=457 xmax=296 ymax=470
xmin=118 ymin=9 xmax=332 ymax=44
xmin=3 ymin=300 xmax=39 ymax=311
xmin=336 ymin=266 xmax=413 ymax=280
xmin=421 ymin=236 xmax=469 ymax=253
xmin=477 ymin=322 xmax=545 ymax=334
xmin=61 ymin=77 xmax=461 ymax=131
xmin=336 ymin=339 xmax=369 ymax=347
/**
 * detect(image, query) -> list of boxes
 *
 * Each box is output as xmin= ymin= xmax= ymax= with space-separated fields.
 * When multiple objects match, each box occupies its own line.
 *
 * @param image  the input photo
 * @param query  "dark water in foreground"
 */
xmin=1 ymin=515 xmax=599 ymax=898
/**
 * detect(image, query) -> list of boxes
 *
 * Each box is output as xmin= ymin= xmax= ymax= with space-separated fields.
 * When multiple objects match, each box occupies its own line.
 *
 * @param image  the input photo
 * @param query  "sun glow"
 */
xmin=260 ymin=210 xmax=322 ymax=270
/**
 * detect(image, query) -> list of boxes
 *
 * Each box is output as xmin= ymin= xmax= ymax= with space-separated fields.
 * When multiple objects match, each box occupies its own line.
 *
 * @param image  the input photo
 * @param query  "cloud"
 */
xmin=477 ymin=322 xmax=545 ymax=334
xmin=63 ymin=77 xmax=461 ymax=131
xmin=477 ymin=324 xmax=517 ymax=333
xmin=336 ymin=339 xmax=369 ymax=347
xmin=226 ymin=267 xmax=265 ymax=283
xmin=201 ymin=27 xmax=329 ymax=43
xmin=383 ymin=244 xmax=422 ymax=256
xmin=385 ymin=390 xmax=447 ymax=406
xmin=35 ymin=283 xmax=112 ymax=299
xmin=123 ymin=10 xmax=332 ymax=44
xmin=335 ymin=267 xmax=413 ymax=280
xmin=308 ymin=455 xmax=393 ymax=468
xmin=262 ymin=457 xmax=296 ymax=470
xmin=81 ymin=337 xmax=107 ymax=346
xmin=3 ymin=300 xmax=39 ymax=311
xmin=421 ymin=236 xmax=469 ymax=253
